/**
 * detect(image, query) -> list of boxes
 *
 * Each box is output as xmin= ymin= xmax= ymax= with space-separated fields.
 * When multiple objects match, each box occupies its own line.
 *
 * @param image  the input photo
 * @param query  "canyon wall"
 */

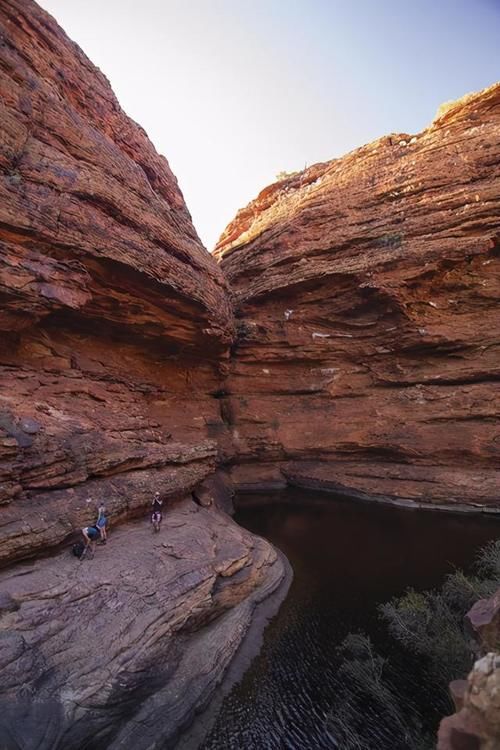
xmin=216 ymin=83 xmax=500 ymax=509
xmin=0 ymin=2 xmax=287 ymax=747
xmin=1 ymin=0 xmax=499 ymax=745
xmin=0 ymin=0 xmax=236 ymax=563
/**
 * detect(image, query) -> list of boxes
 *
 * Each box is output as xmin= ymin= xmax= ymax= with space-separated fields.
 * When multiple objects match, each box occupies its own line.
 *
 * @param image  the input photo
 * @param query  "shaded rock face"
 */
xmin=0 ymin=499 xmax=286 ymax=750
xmin=2 ymin=0 xmax=500 ymax=747
xmin=0 ymin=0 xmax=234 ymax=564
xmin=468 ymin=589 xmax=500 ymax=652
xmin=216 ymin=83 xmax=500 ymax=508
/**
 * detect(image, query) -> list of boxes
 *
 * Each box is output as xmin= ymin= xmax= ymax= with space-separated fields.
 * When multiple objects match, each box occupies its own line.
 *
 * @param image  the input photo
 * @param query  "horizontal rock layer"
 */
xmin=0 ymin=0 xmax=235 ymax=564
xmin=0 ymin=5 xmax=286 ymax=750
xmin=216 ymin=83 xmax=500 ymax=508
xmin=0 ymin=0 xmax=233 ymax=348
xmin=0 ymin=6 xmax=290 ymax=750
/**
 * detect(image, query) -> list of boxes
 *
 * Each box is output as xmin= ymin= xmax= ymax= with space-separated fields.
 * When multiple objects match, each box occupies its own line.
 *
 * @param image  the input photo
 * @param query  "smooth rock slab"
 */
xmin=0 ymin=499 xmax=286 ymax=750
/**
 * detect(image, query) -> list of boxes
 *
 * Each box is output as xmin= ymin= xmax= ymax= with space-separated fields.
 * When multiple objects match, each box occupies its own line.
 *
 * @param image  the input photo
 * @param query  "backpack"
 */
xmin=72 ymin=541 xmax=85 ymax=558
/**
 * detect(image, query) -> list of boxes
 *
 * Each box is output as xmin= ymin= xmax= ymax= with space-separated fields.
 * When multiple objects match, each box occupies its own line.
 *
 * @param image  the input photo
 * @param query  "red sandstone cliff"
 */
xmin=2 ymin=0 xmax=500 ymax=744
xmin=216 ymin=83 xmax=500 ymax=508
xmin=0 ymin=3 xmax=288 ymax=747
xmin=0 ymin=0 xmax=236 ymax=562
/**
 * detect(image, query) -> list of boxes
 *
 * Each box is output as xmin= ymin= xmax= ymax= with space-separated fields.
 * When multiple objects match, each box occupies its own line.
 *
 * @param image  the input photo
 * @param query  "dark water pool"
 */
xmin=199 ymin=489 xmax=500 ymax=750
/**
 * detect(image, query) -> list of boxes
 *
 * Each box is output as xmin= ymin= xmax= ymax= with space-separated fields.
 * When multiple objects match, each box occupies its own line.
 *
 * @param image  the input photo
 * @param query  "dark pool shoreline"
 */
xmin=174 ymin=548 xmax=293 ymax=750
xmin=194 ymin=489 xmax=500 ymax=750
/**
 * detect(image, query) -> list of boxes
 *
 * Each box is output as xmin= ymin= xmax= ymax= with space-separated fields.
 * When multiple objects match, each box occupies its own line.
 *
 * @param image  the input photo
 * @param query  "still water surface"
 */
xmin=200 ymin=490 xmax=499 ymax=750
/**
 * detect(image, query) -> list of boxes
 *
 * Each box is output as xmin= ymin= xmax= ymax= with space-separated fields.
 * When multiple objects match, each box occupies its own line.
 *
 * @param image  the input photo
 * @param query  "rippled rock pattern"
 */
xmin=0 ymin=0 xmax=234 ymax=563
xmin=0 ymin=5 xmax=289 ymax=747
xmin=216 ymin=84 xmax=500 ymax=508
xmin=0 ymin=500 xmax=285 ymax=750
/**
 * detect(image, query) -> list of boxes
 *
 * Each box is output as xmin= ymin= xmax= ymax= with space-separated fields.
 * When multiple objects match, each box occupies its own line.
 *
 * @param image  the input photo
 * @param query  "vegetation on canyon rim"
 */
xmin=328 ymin=540 xmax=500 ymax=750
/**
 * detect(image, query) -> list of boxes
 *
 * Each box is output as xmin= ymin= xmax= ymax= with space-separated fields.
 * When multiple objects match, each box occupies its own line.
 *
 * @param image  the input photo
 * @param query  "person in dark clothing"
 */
xmin=81 ymin=525 xmax=100 ymax=558
xmin=151 ymin=492 xmax=163 ymax=532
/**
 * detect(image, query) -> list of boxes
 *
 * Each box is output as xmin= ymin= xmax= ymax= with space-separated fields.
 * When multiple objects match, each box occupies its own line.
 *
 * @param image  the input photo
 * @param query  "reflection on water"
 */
xmin=200 ymin=489 xmax=500 ymax=750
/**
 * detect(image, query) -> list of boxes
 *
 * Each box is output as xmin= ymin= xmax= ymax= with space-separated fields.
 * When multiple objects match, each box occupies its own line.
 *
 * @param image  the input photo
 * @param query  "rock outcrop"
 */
xmin=0 ymin=0 xmax=235 ymax=564
xmin=2 ymin=0 xmax=500 ymax=746
xmin=438 ymin=589 xmax=500 ymax=750
xmin=216 ymin=83 xmax=500 ymax=509
xmin=0 ymin=3 xmax=288 ymax=748
xmin=438 ymin=654 xmax=500 ymax=750
xmin=0 ymin=499 xmax=286 ymax=750
xmin=468 ymin=589 xmax=500 ymax=652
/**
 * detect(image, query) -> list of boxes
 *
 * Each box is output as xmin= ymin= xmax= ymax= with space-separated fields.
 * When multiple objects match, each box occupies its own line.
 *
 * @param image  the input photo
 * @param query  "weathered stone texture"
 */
xmin=0 ymin=0 xmax=234 ymax=563
xmin=216 ymin=83 xmax=500 ymax=508
xmin=0 ymin=500 xmax=286 ymax=750
xmin=0 ymin=0 xmax=233 ymax=345
xmin=439 ymin=616 xmax=500 ymax=750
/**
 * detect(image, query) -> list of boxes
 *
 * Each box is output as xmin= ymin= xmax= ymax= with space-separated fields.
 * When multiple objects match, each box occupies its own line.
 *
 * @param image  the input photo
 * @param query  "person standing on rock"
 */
xmin=96 ymin=505 xmax=108 ymax=543
xmin=151 ymin=492 xmax=163 ymax=532
xmin=81 ymin=525 xmax=100 ymax=558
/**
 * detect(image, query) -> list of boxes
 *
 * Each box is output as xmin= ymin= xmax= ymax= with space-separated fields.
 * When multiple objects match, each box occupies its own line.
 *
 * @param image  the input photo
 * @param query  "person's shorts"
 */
xmin=151 ymin=512 xmax=162 ymax=524
xmin=97 ymin=518 xmax=106 ymax=528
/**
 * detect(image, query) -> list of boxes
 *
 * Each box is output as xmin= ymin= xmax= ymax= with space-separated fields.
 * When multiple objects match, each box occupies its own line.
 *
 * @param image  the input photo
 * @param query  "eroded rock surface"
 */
xmin=438 ymin=652 xmax=500 ymax=750
xmin=468 ymin=589 xmax=500 ymax=652
xmin=0 ymin=0 xmax=234 ymax=564
xmin=0 ymin=499 xmax=286 ymax=750
xmin=0 ymin=7 xmax=288 ymax=746
xmin=216 ymin=83 xmax=500 ymax=508
xmin=438 ymin=588 xmax=500 ymax=749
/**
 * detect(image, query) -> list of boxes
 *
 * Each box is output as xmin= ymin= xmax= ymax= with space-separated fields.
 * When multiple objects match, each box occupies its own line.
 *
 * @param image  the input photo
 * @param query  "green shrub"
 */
xmin=328 ymin=633 xmax=431 ymax=749
xmin=327 ymin=541 xmax=500 ymax=749
xmin=275 ymin=169 xmax=299 ymax=181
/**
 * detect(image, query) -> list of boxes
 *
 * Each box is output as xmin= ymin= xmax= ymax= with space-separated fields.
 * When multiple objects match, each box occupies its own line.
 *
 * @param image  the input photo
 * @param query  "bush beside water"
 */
xmin=327 ymin=541 xmax=500 ymax=750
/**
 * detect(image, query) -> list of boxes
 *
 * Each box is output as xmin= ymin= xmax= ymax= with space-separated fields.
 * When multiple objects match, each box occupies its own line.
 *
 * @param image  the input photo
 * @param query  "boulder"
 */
xmin=438 ymin=653 xmax=500 ymax=750
xmin=467 ymin=589 xmax=500 ymax=652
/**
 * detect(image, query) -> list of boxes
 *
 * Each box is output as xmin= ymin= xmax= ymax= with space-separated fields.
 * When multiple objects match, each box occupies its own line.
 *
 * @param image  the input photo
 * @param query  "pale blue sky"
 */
xmin=39 ymin=0 xmax=500 ymax=249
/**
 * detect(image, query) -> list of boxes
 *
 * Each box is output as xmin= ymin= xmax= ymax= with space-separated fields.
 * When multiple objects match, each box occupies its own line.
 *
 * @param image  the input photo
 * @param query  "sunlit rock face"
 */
xmin=0 ymin=3 xmax=289 ymax=747
xmin=0 ymin=0 xmax=235 ymax=563
xmin=216 ymin=83 xmax=500 ymax=508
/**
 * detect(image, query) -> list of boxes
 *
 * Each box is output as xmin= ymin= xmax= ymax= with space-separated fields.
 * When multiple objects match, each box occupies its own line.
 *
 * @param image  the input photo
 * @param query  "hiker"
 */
xmin=81 ymin=525 xmax=100 ymax=558
xmin=151 ymin=492 xmax=163 ymax=532
xmin=96 ymin=505 xmax=108 ymax=543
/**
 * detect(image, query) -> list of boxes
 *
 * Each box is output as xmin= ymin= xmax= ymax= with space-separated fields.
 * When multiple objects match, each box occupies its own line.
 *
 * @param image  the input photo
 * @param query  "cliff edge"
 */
xmin=216 ymin=83 xmax=500 ymax=509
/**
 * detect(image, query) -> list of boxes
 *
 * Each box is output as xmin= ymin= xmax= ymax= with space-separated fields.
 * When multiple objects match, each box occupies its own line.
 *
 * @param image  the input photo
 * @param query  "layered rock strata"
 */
xmin=216 ymin=83 xmax=500 ymax=509
xmin=2 ymin=0 xmax=500 ymax=746
xmin=0 ymin=499 xmax=286 ymax=750
xmin=0 ymin=0 xmax=234 ymax=564
xmin=0 ymin=4 xmax=289 ymax=747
